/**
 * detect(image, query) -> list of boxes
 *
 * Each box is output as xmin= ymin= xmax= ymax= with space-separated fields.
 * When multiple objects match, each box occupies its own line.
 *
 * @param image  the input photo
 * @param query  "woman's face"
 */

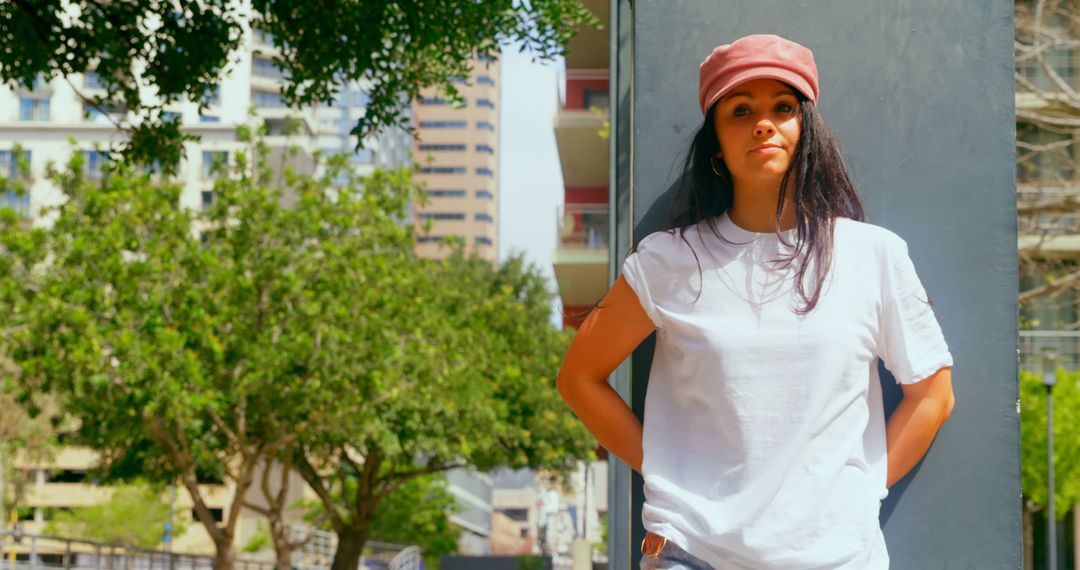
xmin=712 ymin=78 xmax=802 ymax=186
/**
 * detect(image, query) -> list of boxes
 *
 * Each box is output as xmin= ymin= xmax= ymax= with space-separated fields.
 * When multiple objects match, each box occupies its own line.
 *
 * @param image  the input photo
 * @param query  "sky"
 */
xmin=497 ymin=43 xmax=567 ymax=326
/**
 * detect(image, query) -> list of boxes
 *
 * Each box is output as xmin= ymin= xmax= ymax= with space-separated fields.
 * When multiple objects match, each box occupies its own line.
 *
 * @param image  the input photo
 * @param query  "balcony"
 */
xmin=553 ymin=204 xmax=608 ymax=308
xmin=563 ymin=0 xmax=608 ymax=70
xmin=554 ymin=109 xmax=607 ymax=187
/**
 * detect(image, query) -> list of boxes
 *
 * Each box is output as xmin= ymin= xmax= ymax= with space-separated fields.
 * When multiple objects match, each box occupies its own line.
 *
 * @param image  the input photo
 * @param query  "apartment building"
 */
xmin=548 ymin=0 xmax=610 ymax=566
xmin=411 ymin=56 xmax=501 ymax=262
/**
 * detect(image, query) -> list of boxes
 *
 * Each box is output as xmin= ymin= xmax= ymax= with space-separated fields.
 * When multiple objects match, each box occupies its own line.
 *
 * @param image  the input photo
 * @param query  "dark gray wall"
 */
xmin=612 ymin=1 xmax=1019 ymax=567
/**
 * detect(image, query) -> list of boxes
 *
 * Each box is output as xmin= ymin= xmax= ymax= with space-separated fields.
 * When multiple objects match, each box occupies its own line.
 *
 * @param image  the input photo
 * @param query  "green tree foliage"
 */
xmin=367 ymin=472 xmax=461 ymax=570
xmin=1020 ymin=368 xmax=1080 ymax=520
xmin=44 ymin=482 xmax=188 ymax=548
xmin=288 ymin=245 xmax=595 ymax=570
xmin=0 ymin=0 xmax=599 ymax=172
xmin=0 ymin=126 xmax=595 ymax=570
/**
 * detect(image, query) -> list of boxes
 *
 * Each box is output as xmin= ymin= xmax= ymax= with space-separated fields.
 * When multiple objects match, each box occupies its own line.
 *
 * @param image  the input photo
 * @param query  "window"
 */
xmin=475 ymin=212 xmax=493 ymax=222
xmin=0 ymin=150 xmax=31 ymax=180
xmin=476 ymin=98 xmax=495 ymax=109
xmin=82 ymin=151 xmax=109 ymax=180
xmin=420 ymin=121 xmax=467 ymax=129
xmin=478 ymin=53 xmax=497 ymax=63
xmin=418 ymin=235 xmax=448 ymax=243
xmin=1 ymin=189 xmax=29 ymax=218
xmin=475 ymin=236 xmax=493 ymax=245
xmin=420 ymin=166 xmax=466 ymax=175
xmin=252 ymin=57 xmax=284 ymax=80
xmin=448 ymin=76 xmax=468 ymax=84
xmin=49 ymin=470 xmax=88 ymax=483
xmin=162 ymin=111 xmax=182 ymax=122
xmin=201 ymin=190 xmax=214 ymax=210
xmin=83 ymin=102 xmax=124 ymax=124
xmin=83 ymin=71 xmax=105 ymax=90
xmin=503 ymin=508 xmax=529 ymax=522
xmin=476 ymin=121 xmax=495 ymax=131
xmin=427 ymin=189 xmax=466 ymax=198
xmin=201 ymin=85 xmax=222 ymax=106
xmin=419 ymin=144 xmax=467 ymax=152
xmin=475 ymin=144 xmax=494 ymax=154
xmin=202 ymin=151 xmax=229 ymax=179
xmin=19 ymin=97 xmax=49 ymax=121
xmin=252 ymin=90 xmax=286 ymax=108
xmin=477 ymin=75 xmax=495 ymax=86
xmin=475 ymin=167 xmax=494 ymax=177
xmin=475 ymin=190 xmax=494 ymax=200
xmin=200 ymin=115 xmax=221 ymax=123
xmin=417 ymin=212 xmax=466 ymax=221
xmin=583 ymin=88 xmax=610 ymax=110
xmin=419 ymin=97 xmax=450 ymax=106
xmin=0 ymin=150 xmax=31 ymax=217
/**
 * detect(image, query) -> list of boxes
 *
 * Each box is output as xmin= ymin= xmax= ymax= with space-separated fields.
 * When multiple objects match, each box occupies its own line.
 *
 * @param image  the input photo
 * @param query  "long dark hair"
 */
xmin=663 ymin=88 xmax=865 ymax=314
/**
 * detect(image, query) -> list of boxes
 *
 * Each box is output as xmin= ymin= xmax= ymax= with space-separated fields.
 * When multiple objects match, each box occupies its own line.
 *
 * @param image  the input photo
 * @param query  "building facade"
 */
xmin=548 ymin=0 xmax=611 ymax=567
xmin=411 ymin=56 xmax=501 ymax=262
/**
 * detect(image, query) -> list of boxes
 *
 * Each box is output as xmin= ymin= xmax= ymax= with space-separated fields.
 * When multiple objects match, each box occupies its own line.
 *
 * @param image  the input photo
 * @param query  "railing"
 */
xmin=0 ymin=529 xmax=421 ymax=570
xmin=557 ymin=204 xmax=608 ymax=250
xmin=0 ymin=531 xmax=270 ymax=570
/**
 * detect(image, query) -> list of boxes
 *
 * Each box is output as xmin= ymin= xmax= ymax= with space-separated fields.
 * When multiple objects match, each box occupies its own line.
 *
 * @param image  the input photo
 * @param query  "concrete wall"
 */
xmin=612 ymin=1 xmax=1019 ymax=567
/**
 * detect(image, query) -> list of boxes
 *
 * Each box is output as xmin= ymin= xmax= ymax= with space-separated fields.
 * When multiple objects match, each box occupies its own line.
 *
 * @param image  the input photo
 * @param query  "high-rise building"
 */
xmin=411 ymin=56 xmax=501 ymax=262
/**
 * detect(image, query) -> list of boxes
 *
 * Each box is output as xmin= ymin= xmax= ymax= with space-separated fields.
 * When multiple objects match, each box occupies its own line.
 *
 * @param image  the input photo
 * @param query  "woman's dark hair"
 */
xmin=663 ymin=88 xmax=866 ymax=314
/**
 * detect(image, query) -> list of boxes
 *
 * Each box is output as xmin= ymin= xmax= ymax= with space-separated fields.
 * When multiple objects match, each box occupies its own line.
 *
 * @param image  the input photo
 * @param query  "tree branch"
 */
xmin=295 ymin=452 xmax=346 ymax=533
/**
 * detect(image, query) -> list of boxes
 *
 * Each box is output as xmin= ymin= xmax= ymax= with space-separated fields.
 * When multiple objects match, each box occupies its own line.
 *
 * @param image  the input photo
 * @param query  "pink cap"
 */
xmin=698 ymin=34 xmax=819 ymax=116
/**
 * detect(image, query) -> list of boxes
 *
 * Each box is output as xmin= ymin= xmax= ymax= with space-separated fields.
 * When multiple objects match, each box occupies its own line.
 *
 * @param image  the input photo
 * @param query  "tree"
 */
xmin=1019 ymin=369 xmax=1080 ymax=565
xmin=0 ymin=124 xmax=418 ymax=570
xmin=1015 ymin=0 xmax=1080 ymax=315
xmin=0 ymin=125 xmax=595 ymax=570
xmin=0 ymin=0 xmax=599 ymax=172
xmin=362 ymin=472 xmax=461 ymax=570
xmin=44 ymin=481 xmax=189 ymax=548
xmin=285 ymin=245 xmax=595 ymax=570
xmin=0 ymin=153 xmax=60 ymax=526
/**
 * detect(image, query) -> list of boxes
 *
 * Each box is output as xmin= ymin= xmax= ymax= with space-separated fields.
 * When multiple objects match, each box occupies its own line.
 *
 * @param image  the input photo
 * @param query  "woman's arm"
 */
xmin=556 ymin=275 xmax=657 ymax=474
xmin=885 ymin=366 xmax=955 ymax=487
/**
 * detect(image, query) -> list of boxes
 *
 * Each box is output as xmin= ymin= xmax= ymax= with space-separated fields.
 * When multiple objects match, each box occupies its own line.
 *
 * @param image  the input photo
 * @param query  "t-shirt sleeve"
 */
xmin=877 ymin=237 xmax=954 ymax=384
xmin=621 ymin=242 xmax=664 ymax=330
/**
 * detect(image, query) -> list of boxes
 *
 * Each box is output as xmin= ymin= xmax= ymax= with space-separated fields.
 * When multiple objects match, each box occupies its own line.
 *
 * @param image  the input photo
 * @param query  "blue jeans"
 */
xmin=639 ymin=535 xmax=714 ymax=570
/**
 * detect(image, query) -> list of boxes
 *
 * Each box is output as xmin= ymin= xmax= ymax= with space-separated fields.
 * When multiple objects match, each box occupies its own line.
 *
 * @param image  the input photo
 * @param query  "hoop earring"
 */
xmin=710 ymin=156 xmax=725 ymax=177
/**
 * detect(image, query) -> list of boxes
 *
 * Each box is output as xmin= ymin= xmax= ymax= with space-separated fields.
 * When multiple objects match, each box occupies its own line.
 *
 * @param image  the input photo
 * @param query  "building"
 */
xmin=547 ymin=0 xmax=611 ymax=566
xmin=411 ymin=56 xmax=501 ymax=262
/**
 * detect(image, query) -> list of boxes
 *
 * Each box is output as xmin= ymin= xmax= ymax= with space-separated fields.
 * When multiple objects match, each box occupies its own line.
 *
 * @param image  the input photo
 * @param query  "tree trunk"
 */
xmin=330 ymin=528 xmax=368 ymax=570
xmin=270 ymin=521 xmax=293 ymax=570
xmin=1023 ymin=499 xmax=1035 ymax=570
xmin=214 ymin=539 xmax=236 ymax=570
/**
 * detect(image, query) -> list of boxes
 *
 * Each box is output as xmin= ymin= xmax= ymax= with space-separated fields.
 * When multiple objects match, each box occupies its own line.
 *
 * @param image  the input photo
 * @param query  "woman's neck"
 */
xmin=728 ymin=180 xmax=798 ymax=233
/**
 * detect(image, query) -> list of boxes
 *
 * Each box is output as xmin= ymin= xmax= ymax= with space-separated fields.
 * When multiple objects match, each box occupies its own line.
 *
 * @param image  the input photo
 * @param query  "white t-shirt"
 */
xmin=621 ymin=212 xmax=953 ymax=569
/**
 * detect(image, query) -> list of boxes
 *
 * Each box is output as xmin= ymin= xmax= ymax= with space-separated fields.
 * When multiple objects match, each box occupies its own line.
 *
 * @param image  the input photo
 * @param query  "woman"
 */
xmin=556 ymin=34 xmax=956 ymax=569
